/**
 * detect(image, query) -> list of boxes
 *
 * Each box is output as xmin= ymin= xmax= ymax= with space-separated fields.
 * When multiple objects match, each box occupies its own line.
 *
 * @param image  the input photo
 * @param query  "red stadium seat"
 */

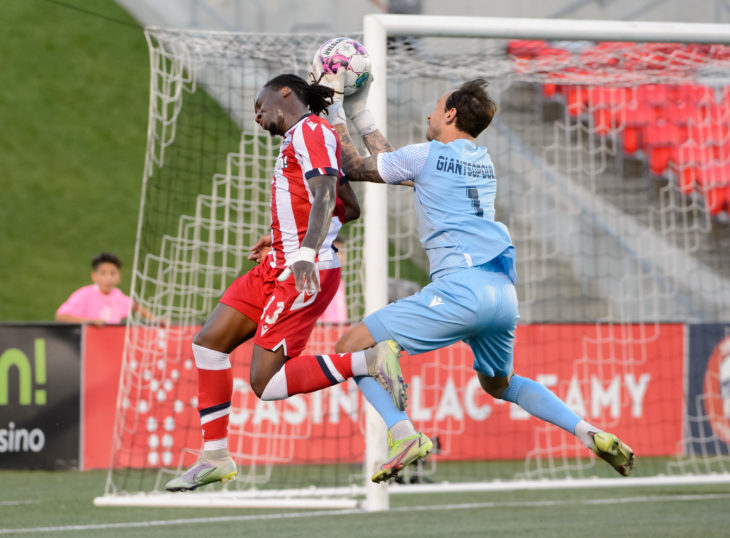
xmin=593 ymin=109 xmax=612 ymax=135
xmin=644 ymin=122 xmax=681 ymax=175
xmin=698 ymin=163 xmax=730 ymax=214
xmin=589 ymin=86 xmax=630 ymax=107
xmin=566 ymin=86 xmax=588 ymax=116
xmin=637 ymin=84 xmax=667 ymax=107
xmin=671 ymin=142 xmax=715 ymax=194
xmin=507 ymin=40 xmax=549 ymax=59
xmin=618 ymin=102 xmax=655 ymax=153
xmin=688 ymin=120 xmax=730 ymax=145
xmin=678 ymin=84 xmax=715 ymax=106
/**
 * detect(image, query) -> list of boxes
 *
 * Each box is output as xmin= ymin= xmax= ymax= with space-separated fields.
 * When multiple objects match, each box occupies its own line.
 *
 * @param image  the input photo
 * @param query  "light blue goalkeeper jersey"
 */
xmin=377 ymin=138 xmax=516 ymax=282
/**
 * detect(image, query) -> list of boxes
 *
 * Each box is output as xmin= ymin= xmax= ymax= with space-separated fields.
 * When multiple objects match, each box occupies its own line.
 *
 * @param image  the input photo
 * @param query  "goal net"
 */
xmin=97 ymin=15 xmax=730 ymax=509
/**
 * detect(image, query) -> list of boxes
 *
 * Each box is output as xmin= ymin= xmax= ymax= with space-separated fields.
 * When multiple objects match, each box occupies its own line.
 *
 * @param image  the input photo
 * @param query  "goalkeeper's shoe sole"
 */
xmin=372 ymin=432 xmax=433 ymax=483
xmin=591 ymin=431 xmax=635 ymax=476
xmin=165 ymin=452 xmax=237 ymax=492
xmin=366 ymin=340 xmax=408 ymax=411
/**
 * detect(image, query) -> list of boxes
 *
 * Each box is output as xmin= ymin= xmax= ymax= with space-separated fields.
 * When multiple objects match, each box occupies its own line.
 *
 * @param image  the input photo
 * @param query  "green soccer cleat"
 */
xmin=372 ymin=431 xmax=433 ymax=483
xmin=591 ymin=431 xmax=635 ymax=476
xmin=165 ymin=449 xmax=237 ymax=492
xmin=366 ymin=340 xmax=408 ymax=411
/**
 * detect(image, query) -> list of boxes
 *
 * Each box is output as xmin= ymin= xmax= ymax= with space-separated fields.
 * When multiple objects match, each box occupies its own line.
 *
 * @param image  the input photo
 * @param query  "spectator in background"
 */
xmin=55 ymin=252 xmax=149 ymax=326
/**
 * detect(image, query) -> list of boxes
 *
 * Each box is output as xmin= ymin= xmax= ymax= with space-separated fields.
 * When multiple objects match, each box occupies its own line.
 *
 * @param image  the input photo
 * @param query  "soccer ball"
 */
xmin=311 ymin=37 xmax=371 ymax=96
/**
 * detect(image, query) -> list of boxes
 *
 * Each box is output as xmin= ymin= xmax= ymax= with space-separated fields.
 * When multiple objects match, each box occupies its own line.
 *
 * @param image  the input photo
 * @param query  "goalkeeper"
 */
xmin=320 ymin=70 xmax=635 ymax=482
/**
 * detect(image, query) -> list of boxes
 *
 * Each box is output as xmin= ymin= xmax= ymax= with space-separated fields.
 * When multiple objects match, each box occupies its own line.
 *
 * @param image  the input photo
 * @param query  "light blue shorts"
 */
xmin=364 ymin=263 xmax=519 ymax=378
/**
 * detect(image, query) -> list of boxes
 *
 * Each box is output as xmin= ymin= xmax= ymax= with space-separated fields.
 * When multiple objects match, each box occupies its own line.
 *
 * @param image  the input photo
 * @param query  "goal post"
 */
xmin=96 ymin=15 xmax=730 ymax=511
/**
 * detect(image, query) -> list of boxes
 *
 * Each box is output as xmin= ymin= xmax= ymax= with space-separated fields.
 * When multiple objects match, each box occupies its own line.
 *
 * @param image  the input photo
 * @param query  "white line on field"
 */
xmin=0 ymin=501 xmax=35 ymax=507
xmin=2 ymin=493 xmax=730 ymax=535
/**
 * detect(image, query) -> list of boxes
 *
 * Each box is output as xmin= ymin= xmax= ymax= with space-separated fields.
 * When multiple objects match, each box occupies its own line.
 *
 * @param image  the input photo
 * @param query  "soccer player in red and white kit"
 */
xmin=166 ymin=74 xmax=405 ymax=491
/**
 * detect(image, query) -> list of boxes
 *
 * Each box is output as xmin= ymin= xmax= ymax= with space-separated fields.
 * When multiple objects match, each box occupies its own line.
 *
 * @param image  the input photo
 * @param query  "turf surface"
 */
xmin=2 ymin=470 xmax=729 ymax=537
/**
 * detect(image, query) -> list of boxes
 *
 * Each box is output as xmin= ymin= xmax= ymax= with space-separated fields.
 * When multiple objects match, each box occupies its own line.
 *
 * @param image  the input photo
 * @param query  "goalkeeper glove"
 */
xmin=344 ymin=74 xmax=377 ymax=136
xmin=317 ymin=70 xmax=347 ymax=127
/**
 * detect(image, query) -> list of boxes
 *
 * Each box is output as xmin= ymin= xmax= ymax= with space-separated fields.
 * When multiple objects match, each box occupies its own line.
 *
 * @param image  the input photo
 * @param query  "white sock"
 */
xmin=204 ymin=438 xmax=228 ymax=452
xmin=192 ymin=343 xmax=231 ymax=369
xmin=574 ymin=420 xmax=599 ymax=450
xmin=260 ymin=367 xmax=289 ymax=401
xmin=389 ymin=419 xmax=417 ymax=441
xmin=350 ymin=351 xmax=367 ymax=376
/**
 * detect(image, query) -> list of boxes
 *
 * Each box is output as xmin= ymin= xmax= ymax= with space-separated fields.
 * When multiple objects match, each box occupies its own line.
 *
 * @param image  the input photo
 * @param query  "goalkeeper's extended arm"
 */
xmin=321 ymin=71 xmax=387 ymax=184
xmin=342 ymin=74 xmax=396 ymax=156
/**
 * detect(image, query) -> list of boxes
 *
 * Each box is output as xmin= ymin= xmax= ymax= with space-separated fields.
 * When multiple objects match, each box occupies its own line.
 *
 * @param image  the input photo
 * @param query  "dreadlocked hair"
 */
xmin=264 ymin=74 xmax=335 ymax=116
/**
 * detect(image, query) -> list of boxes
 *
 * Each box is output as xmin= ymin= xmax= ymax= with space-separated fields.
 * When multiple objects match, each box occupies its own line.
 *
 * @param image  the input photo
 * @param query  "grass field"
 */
xmin=2 ymin=470 xmax=730 ymax=537
xmin=0 ymin=0 xmax=148 ymax=321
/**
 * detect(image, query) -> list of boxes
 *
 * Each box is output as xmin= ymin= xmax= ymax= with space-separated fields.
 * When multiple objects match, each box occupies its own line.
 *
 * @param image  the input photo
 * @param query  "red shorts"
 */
xmin=220 ymin=262 xmax=341 ymax=357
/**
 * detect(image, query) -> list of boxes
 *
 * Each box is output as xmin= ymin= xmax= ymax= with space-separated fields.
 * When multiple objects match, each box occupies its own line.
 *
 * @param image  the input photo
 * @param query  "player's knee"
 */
xmin=249 ymin=374 xmax=268 ymax=400
xmin=192 ymin=332 xmax=206 ymax=348
xmin=193 ymin=328 xmax=216 ymax=349
xmin=335 ymin=323 xmax=376 ymax=353
xmin=478 ymin=373 xmax=510 ymax=399
xmin=334 ymin=337 xmax=348 ymax=354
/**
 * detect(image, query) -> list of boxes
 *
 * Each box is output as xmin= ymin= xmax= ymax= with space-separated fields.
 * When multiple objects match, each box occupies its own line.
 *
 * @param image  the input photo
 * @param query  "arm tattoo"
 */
xmin=335 ymin=124 xmax=385 ymax=183
xmin=362 ymin=131 xmax=395 ymax=155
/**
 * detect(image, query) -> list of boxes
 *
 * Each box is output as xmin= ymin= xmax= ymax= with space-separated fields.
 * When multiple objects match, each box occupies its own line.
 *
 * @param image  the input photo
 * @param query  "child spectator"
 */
xmin=56 ymin=252 xmax=147 ymax=326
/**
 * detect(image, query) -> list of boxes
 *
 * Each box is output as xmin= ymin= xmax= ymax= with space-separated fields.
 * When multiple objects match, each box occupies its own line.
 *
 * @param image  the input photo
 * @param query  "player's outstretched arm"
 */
xmin=322 ymin=71 xmax=413 ymax=186
xmin=342 ymin=74 xmax=396 ymax=157
xmin=333 ymin=123 xmax=384 ymax=184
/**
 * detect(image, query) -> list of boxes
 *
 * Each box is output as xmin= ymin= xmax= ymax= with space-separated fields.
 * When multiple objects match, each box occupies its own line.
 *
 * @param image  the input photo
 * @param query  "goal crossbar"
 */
xmin=367 ymin=14 xmax=730 ymax=43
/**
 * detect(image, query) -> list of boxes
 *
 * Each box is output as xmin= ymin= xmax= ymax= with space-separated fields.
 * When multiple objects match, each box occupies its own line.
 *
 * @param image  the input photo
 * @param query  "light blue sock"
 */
xmin=501 ymin=374 xmax=582 ymax=434
xmin=355 ymin=375 xmax=409 ymax=429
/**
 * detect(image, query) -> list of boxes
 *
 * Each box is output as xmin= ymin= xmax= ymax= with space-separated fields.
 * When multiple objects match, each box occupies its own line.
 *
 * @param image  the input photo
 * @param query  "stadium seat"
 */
xmin=637 ymin=84 xmax=667 ymax=107
xmin=644 ymin=122 xmax=681 ymax=175
xmin=566 ymin=86 xmax=588 ymax=116
xmin=698 ymin=163 xmax=730 ymax=214
xmin=688 ymin=120 xmax=730 ymax=146
xmin=618 ymin=102 xmax=655 ymax=153
xmin=507 ymin=40 xmax=548 ymax=59
xmin=677 ymin=84 xmax=715 ymax=106
xmin=671 ymin=142 xmax=715 ymax=194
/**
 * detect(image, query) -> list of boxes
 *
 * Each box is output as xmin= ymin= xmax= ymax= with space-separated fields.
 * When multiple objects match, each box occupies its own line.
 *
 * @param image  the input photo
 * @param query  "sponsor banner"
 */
xmin=82 ymin=325 xmax=126 ymax=469
xmin=687 ymin=324 xmax=730 ymax=455
xmin=0 ymin=324 xmax=81 ymax=469
xmin=100 ymin=323 xmax=683 ymax=468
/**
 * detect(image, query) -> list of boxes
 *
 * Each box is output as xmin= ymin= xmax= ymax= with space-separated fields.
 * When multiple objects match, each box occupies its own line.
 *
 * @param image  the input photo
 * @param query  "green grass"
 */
xmin=1 ymin=470 xmax=730 ymax=537
xmin=0 ymin=0 xmax=148 ymax=321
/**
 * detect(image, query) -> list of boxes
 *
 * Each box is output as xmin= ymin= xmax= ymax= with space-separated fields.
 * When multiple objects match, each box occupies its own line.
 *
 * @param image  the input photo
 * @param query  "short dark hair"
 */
xmin=264 ymin=74 xmax=335 ymax=116
xmin=444 ymin=79 xmax=497 ymax=138
xmin=92 ymin=252 xmax=122 ymax=270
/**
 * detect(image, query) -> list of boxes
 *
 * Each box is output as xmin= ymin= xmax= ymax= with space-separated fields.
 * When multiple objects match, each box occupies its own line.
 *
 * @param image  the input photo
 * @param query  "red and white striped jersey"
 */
xmin=269 ymin=113 xmax=344 ymax=269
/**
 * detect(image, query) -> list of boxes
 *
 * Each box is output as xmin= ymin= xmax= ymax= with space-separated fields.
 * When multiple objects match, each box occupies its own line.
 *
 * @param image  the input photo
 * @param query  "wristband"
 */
xmin=351 ymin=109 xmax=377 ymax=136
xmin=277 ymin=247 xmax=317 ymax=282
xmin=295 ymin=246 xmax=317 ymax=264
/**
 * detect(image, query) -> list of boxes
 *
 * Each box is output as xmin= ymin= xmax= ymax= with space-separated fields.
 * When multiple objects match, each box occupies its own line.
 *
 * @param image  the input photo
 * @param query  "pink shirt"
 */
xmin=319 ymin=280 xmax=347 ymax=323
xmin=56 ymin=285 xmax=132 ymax=324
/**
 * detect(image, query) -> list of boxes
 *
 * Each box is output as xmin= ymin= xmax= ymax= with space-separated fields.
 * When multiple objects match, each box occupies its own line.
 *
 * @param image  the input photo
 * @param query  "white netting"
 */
xmin=101 ymin=27 xmax=730 ymax=505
